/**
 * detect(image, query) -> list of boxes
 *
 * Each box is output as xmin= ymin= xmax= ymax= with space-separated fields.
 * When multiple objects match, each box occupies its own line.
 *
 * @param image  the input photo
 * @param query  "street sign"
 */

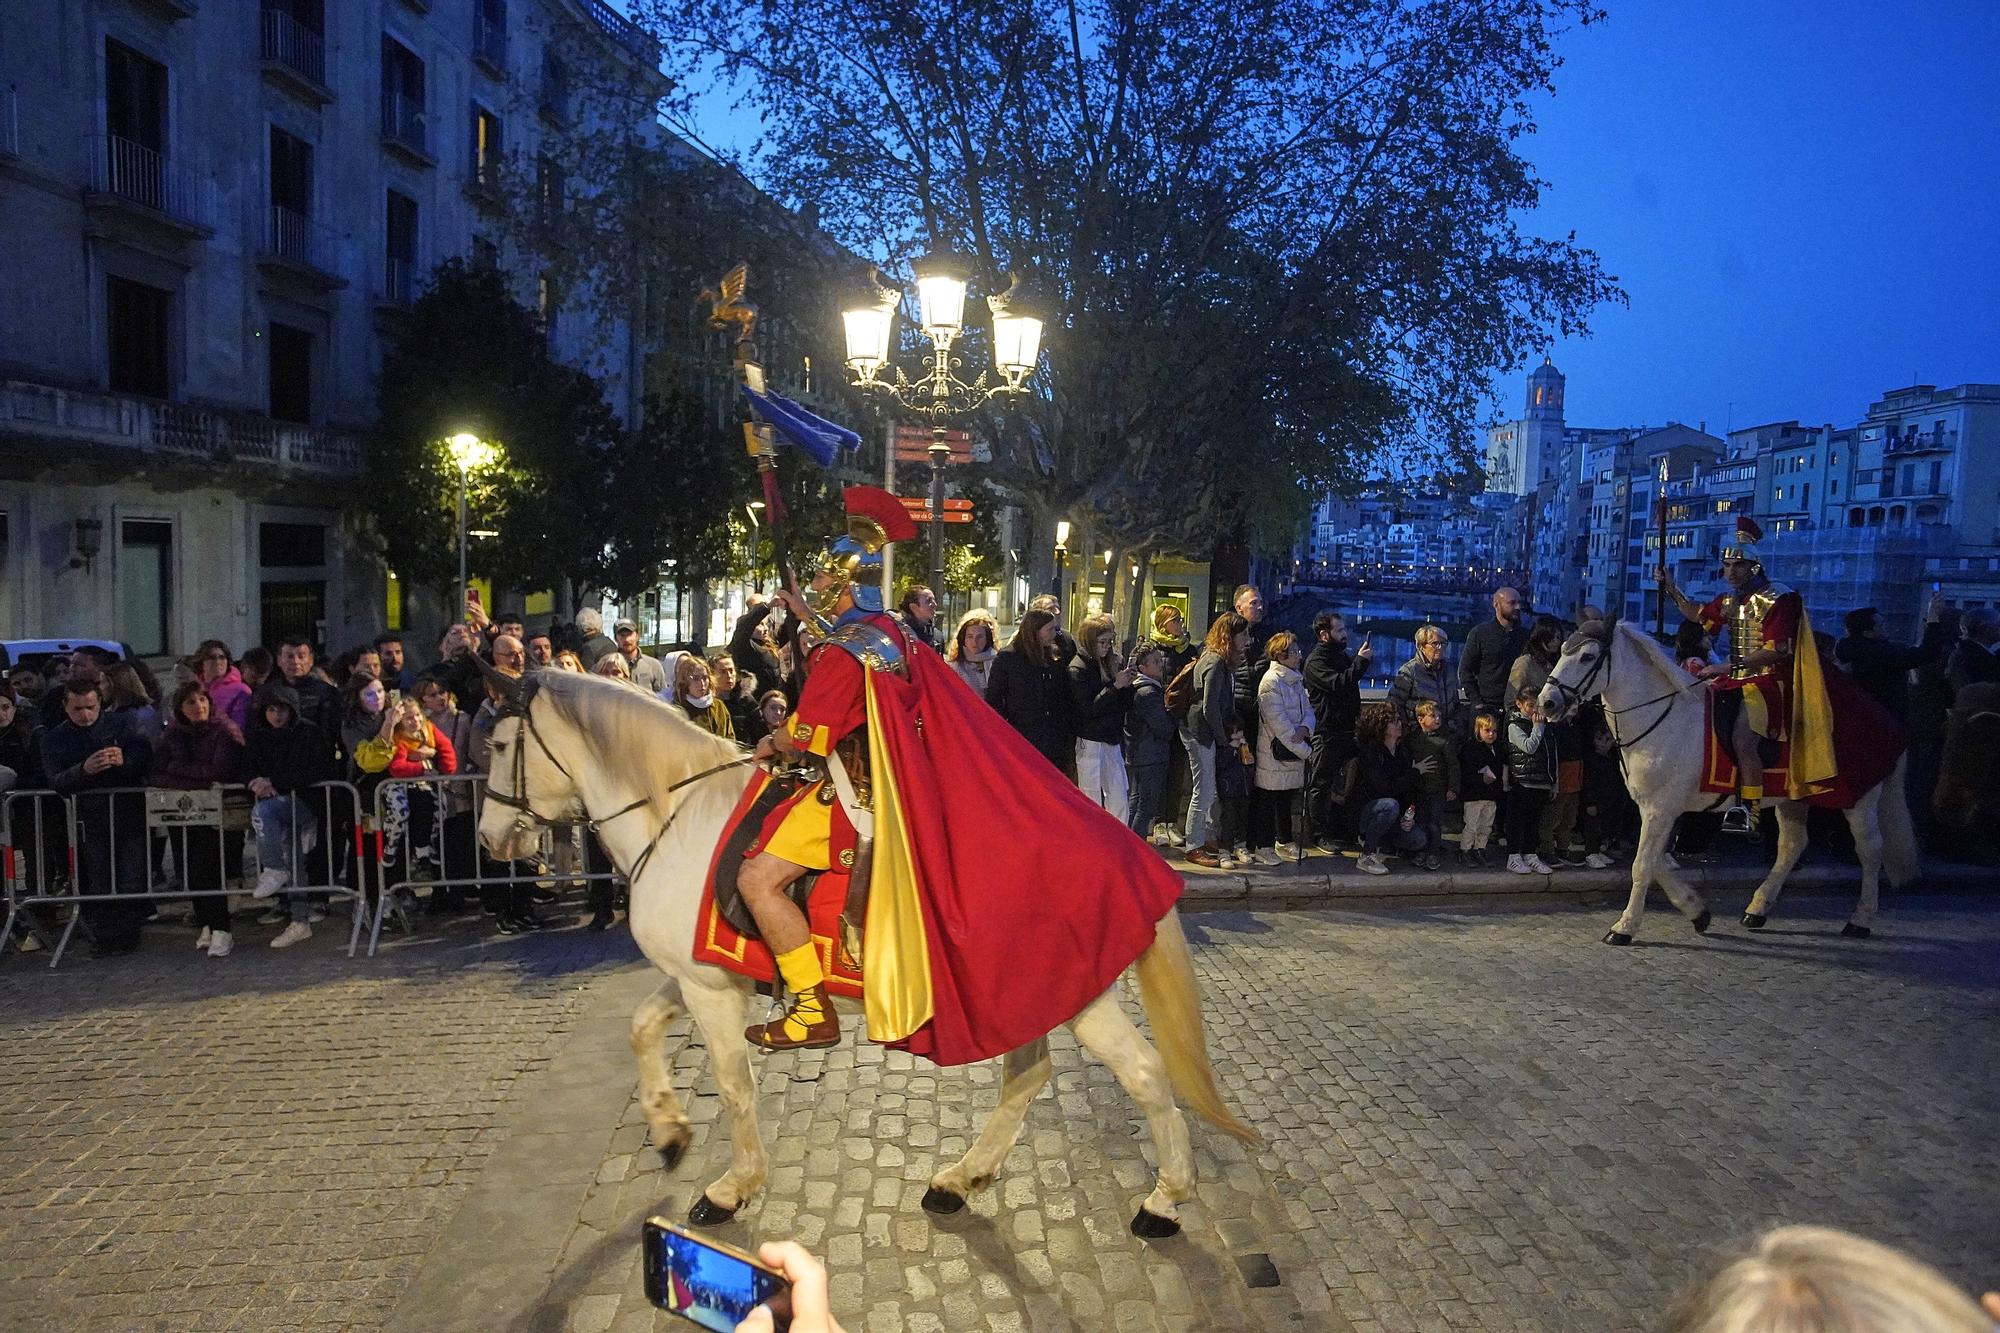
xmin=893 ymin=425 xmax=973 ymax=464
xmin=902 ymin=510 xmax=975 ymax=524
xmin=896 ymin=497 xmax=973 ymax=511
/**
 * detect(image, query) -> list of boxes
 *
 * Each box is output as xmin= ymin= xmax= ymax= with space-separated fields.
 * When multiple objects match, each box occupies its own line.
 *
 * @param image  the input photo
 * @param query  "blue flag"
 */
xmin=741 ymin=385 xmax=862 ymax=468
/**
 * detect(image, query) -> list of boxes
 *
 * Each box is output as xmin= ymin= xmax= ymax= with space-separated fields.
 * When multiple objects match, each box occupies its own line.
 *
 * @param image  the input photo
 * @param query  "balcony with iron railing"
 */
xmin=0 ymin=379 xmax=362 ymax=476
xmin=1886 ymin=427 xmax=1959 ymax=455
xmin=259 ymin=204 xmax=346 ymax=289
xmin=582 ymin=0 xmax=661 ymax=65
xmin=380 ymin=93 xmax=432 ymax=164
xmin=85 ymin=133 xmax=216 ymax=234
xmin=260 ymin=8 xmax=332 ymax=103
xmin=473 ymin=11 xmax=509 ymax=75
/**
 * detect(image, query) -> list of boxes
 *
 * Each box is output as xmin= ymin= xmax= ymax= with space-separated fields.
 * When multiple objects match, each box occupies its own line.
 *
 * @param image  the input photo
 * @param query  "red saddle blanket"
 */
xmin=1698 ymin=667 xmax=1904 ymax=809
xmin=691 ymin=777 xmax=863 ymax=1000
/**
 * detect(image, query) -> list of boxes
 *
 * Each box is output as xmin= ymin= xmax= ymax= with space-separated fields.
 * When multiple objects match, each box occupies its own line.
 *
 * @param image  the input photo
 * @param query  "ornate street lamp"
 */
xmin=1052 ymin=519 xmax=1071 ymax=599
xmin=842 ymin=257 xmax=1045 ymax=593
xmin=447 ymin=431 xmax=498 ymax=618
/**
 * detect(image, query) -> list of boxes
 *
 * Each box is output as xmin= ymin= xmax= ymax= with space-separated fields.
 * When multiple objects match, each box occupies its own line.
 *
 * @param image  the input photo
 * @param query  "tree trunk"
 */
xmin=1124 ymin=550 xmax=1153 ymax=653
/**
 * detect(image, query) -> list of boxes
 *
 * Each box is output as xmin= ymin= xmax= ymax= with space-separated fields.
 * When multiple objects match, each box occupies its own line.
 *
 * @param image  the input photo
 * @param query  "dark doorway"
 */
xmin=107 ymin=276 xmax=172 ymax=398
xmin=268 ymin=322 xmax=312 ymax=422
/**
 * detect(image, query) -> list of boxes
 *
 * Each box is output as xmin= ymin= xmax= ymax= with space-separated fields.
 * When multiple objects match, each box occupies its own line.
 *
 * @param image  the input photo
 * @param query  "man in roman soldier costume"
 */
xmin=714 ymin=485 xmax=1187 ymax=1065
xmin=1658 ymin=515 xmax=1838 ymax=811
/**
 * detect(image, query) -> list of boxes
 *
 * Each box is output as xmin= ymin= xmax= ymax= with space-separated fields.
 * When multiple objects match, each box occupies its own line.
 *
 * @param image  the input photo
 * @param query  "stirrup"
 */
xmin=1720 ymin=802 xmax=1758 ymax=836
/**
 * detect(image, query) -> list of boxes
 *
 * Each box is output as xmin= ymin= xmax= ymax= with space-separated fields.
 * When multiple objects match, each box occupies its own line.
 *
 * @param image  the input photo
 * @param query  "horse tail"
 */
xmin=1132 ymin=908 xmax=1260 ymax=1144
xmin=1879 ymin=754 xmax=1920 ymax=888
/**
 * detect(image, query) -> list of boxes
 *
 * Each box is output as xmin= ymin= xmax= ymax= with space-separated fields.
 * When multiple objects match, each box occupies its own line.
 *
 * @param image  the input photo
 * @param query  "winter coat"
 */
xmin=41 ymin=711 xmax=152 ymax=794
xmin=0 ymin=715 xmax=44 ymax=791
xmin=242 ymin=687 xmax=332 ymax=794
xmin=425 ymin=706 xmax=477 ymax=815
xmin=676 ymin=697 xmax=736 ymax=740
xmin=150 ymin=717 xmax=244 ymax=790
xmin=1836 ymin=623 xmax=1950 ymax=722
xmin=1122 ymin=675 xmax=1176 ymax=770
xmin=984 ymin=649 xmax=1074 ymax=771
xmin=578 ymin=632 xmax=619 ymax=675
xmin=1407 ymin=727 xmax=1460 ymax=799
xmin=1947 ymin=638 xmax=2000 ymax=697
xmin=1232 ymin=621 xmax=1276 ymax=738
xmin=204 ymin=666 xmax=254 ymax=731
xmin=253 ymin=672 xmax=339 ymax=743
xmin=1352 ymin=740 xmax=1420 ymax=809
xmin=385 ymin=720 xmax=458 ymax=779
xmin=1460 ymin=619 xmax=1529 ymax=713
xmin=1069 ymin=656 xmax=1133 ymax=746
xmin=728 ymin=605 xmax=784 ymax=699
xmin=1254 ymin=662 xmax=1312 ymax=791
xmin=951 ymin=650 xmax=997 ymax=698
xmin=1505 ymin=710 xmax=1556 ymax=790
xmin=1189 ymin=648 xmax=1236 ymax=749
xmin=1302 ymin=641 xmax=1365 ymax=741
xmin=1507 ymin=653 xmax=1556 ymax=708
xmin=1389 ymin=653 xmax=1464 ymax=734
xmin=624 ymin=649 xmax=668 ymax=697
xmin=1459 ymin=737 xmax=1505 ymax=803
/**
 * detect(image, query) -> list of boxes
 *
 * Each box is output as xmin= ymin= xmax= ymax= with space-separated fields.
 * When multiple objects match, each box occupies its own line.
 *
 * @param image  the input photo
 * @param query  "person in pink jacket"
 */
xmin=197 ymin=640 xmax=254 ymax=730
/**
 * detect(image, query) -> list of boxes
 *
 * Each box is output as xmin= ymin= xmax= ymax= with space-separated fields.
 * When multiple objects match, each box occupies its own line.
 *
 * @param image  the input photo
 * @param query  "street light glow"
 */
xmin=912 ymin=253 xmax=970 ymax=342
xmin=447 ymin=432 xmax=496 ymax=471
xmin=1054 ymin=520 xmax=1072 ymax=550
xmin=841 ymin=303 xmax=893 ymax=376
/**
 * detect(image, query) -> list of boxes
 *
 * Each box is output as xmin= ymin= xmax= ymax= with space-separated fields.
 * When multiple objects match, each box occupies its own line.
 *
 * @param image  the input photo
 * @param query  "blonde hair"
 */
xmin=1664 ymin=1226 xmax=1990 ymax=1333
xmin=1265 ymin=631 xmax=1298 ymax=661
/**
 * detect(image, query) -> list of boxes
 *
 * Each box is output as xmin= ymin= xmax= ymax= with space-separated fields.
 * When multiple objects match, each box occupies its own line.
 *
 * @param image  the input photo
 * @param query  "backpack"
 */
xmin=1164 ymin=661 xmax=1199 ymax=718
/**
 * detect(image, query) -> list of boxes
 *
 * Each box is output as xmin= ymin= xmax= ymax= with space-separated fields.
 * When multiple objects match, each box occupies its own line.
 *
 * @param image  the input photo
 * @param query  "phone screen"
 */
xmin=643 ymin=1219 xmax=788 ymax=1331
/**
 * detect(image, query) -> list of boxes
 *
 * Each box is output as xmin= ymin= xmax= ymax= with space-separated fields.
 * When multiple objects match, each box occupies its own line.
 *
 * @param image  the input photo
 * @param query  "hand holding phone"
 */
xmin=736 ymin=1241 xmax=845 ymax=1333
xmin=644 ymin=1218 xmax=809 ymax=1332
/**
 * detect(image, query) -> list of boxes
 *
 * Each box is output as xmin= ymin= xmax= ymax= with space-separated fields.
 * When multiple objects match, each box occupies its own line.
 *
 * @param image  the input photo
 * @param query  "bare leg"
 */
xmin=925 ymin=1039 xmax=1052 ymax=1211
xmin=680 ymin=974 xmax=768 ymax=1222
xmin=629 ymin=978 xmax=694 ymax=1169
xmin=1068 ymin=989 xmax=1195 ymax=1233
xmin=1744 ymin=801 xmax=1810 ymax=925
xmin=738 ymin=850 xmax=811 ymax=953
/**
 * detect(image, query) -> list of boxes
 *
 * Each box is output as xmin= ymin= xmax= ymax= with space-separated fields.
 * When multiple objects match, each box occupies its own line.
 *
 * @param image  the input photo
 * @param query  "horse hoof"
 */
xmin=688 ymin=1194 xmax=738 ymax=1227
xmin=1691 ymin=910 xmax=1711 ymax=935
xmin=1741 ymin=913 xmax=1767 ymax=930
xmin=1602 ymin=930 xmax=1633 ymax=947
xmin=657 ymin=1139 xmax=687 ymax=1173
xmin=1131 ymin=1207 xmax=1181 ymax=1240
xmin=921 ymin=1187 xmax=967 ymax=1216
xmin=1841 ymin=923 xmax=1872 ymax=939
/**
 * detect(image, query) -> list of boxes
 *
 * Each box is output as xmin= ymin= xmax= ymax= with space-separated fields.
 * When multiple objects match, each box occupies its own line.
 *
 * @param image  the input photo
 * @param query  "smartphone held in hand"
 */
xmin=643 ymin=1217 xmax=790 ymax=1331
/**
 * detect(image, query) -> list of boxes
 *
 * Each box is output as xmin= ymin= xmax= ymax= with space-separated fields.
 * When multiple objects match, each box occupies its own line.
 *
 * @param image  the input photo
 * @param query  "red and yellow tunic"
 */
xmin=1698 ymin=582 xmax=1801 ymax=739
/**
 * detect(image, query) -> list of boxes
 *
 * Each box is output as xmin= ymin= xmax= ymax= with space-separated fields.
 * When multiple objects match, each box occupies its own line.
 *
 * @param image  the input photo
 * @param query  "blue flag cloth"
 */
xmin=741 ymin=385 xmax=863 ymax=468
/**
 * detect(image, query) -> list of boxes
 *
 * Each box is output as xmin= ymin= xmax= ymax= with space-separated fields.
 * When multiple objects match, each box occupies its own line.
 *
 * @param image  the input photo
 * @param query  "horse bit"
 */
xmin=1543 ymin=632 xmax=1683 ymax=754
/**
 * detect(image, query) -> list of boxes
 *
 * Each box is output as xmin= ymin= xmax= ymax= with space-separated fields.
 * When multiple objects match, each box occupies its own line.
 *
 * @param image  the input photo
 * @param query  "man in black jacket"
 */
xmin=1303 ymin=610 xmax=1371 ymax=846
xmin=1835 ymin=596 xmax=1947 ymax=724
xmin=41 ymin=679 xmax=153 ymax=955
xmin=1946 ymin=607 xmax=2000 ymax=698
xmin=1458 ymin=586 xmax=1527 ymax=715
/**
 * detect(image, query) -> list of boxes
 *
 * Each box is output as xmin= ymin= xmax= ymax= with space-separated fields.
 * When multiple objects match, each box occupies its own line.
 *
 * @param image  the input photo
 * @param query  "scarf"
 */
xmin=1150 ymin=626 xmax=1190 ymax=652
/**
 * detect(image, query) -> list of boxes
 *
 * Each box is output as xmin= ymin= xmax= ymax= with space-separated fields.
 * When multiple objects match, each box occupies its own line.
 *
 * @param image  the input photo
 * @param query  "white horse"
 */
xmin=476 ymin=670 xmax=1256 ymax=1237
xmin=1537 ymin=621 xmax=1917 ymax=944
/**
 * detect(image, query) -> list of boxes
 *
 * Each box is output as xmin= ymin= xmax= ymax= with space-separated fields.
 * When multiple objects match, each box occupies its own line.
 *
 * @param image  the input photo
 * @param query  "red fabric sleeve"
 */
xmin=788 ymin=644 xmax=867 ymax=756
xmin=1762 ymin=592 xmax=1800 ymax=650
xmin=1697 ymin=594 xmax=1728 ymax=635
xmin=430 ymin=722 xmax=458 ymax=775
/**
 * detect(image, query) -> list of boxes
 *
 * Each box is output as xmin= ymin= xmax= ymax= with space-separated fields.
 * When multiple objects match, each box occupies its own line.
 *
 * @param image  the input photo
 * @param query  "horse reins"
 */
xmin=1546 ymin=630 xmax=1685 ymax=754
xmin=483 ymin=683 xmax=755 ymax=884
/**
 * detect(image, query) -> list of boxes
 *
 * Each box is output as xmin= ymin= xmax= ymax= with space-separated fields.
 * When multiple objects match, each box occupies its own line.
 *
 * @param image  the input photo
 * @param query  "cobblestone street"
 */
xmin=2 ymin=888 xmax=1995 ymax=1331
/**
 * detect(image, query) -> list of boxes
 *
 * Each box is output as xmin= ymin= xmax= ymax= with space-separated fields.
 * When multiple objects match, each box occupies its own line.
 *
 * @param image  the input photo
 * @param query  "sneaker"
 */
xmin=1274 ymin=841 xmax=1301 ymax=861
xmin=17 ymin=934 xmax=42 ymax=953
xmin=252 ymin=868 xmax=289 ymax=900
xmin=257 ymin=906 xmax=289 ymax=925
xmin=1148 ymin=827 xmax=1170 ymax=846
xmin=1250 ymin=849 xmax=1281 ymax=867
xmin=307 ymin=906 xmax=328 ymax=924
xmin=1232 ymin=849 xmax=1258 ymax=868
xmin=1507 ymin=854 xmax=1534 ymax=875
xmin=1420 ymin=852 xmax=1442 ymax=871
xmin=1163 ymin=828 xmax=1186 ymax=849
xmin=1355 ymin=853 xmax=1389 ymax=876
xmin=1525 ymin=855 xmax=1554 ymax=875
xmin=270 ymin=921 xmax=312 ymax=949
xmin=206 ymin=930 xmax=233 ymax=958
xmin=195 ymin=927 xmax=211 ymax=951
xmin=1585 ymin=852 xmax=1615 ymax=869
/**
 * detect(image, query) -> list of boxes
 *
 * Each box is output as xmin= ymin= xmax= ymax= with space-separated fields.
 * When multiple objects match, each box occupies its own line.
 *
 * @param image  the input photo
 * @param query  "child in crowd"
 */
xmin=1123 ymin=645 xmax=1176 ymax=840
xmin=1580 ymin=720 xmax=1628 ymax=868
xmin=1505 ymin=687 xmax=1555 ymax=875
xmin=1408 ymin=700 xmax=1457 ymax=872
xmin=1458 ymin=711 xmax=1505 ymax=866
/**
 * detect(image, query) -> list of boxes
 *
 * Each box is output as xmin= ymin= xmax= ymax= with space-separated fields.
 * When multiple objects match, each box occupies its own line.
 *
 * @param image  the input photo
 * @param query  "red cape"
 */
xmin=1700 ymin=664 xmax=1904 ymax=809
xmin=874 ymin=645 xmax=1184 ymax=1065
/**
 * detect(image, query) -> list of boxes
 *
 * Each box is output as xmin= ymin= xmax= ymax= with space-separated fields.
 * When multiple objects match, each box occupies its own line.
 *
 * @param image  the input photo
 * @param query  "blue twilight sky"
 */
xmin=669 ymin=2 xmax=2000 ymax=438
xmin=1511 ymin=0 xmax=2000 ymax=435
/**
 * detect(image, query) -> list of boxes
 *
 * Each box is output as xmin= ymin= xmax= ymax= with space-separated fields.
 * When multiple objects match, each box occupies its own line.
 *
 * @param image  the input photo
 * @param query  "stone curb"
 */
xmin=1174 ymin=856 xmax=1996 ymax=911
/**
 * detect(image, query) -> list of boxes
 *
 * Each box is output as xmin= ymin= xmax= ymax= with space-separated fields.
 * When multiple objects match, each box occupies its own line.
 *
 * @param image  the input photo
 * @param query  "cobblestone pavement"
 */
xmin=4 ymin=888 xmax=1997 ymax=1331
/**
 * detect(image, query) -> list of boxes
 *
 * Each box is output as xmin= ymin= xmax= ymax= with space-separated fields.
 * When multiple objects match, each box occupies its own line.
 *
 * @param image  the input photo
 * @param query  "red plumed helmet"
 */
xmin=844 ymin=485 xmax=919 ymax=547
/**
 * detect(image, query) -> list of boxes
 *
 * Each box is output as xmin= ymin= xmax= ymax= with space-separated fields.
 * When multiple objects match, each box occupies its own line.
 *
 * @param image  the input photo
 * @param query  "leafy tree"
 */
xmin=363 ymin=260 xmax=624 ymax=603
xmin=630 ymin=0 xmax=1622 ymax=583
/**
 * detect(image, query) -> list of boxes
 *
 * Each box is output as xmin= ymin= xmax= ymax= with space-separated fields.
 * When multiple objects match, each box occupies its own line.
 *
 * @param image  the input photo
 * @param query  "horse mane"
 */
xmin=526 ymin=670 xmax=745 ymax=811
xmin=1610 ymin=621 xmax=1697 ymax=697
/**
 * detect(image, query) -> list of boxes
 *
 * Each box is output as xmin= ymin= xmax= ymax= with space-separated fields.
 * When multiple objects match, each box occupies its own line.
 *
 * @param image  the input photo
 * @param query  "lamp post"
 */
xmin=841 ymin=256 xmax=1045 ymax=595
xmin=1052 ymin=519 xmax=1071 ymax=601
xmin=446 ymin=432 xmax=497 ymax=618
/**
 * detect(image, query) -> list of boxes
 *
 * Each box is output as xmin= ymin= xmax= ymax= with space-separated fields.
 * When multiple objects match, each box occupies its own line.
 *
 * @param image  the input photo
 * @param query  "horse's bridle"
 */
xmin=483 ymin=680 xmax=755 ymax=884
xmin=1546 ymin=630 xmax=1684 ymax=753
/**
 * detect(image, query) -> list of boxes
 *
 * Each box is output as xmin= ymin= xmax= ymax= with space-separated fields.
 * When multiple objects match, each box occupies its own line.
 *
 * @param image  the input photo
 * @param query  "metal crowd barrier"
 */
xmin=1 ymin=781 xmax=367 ymax=968
xmin=364 ymin=772 xmax=621 ymax=956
